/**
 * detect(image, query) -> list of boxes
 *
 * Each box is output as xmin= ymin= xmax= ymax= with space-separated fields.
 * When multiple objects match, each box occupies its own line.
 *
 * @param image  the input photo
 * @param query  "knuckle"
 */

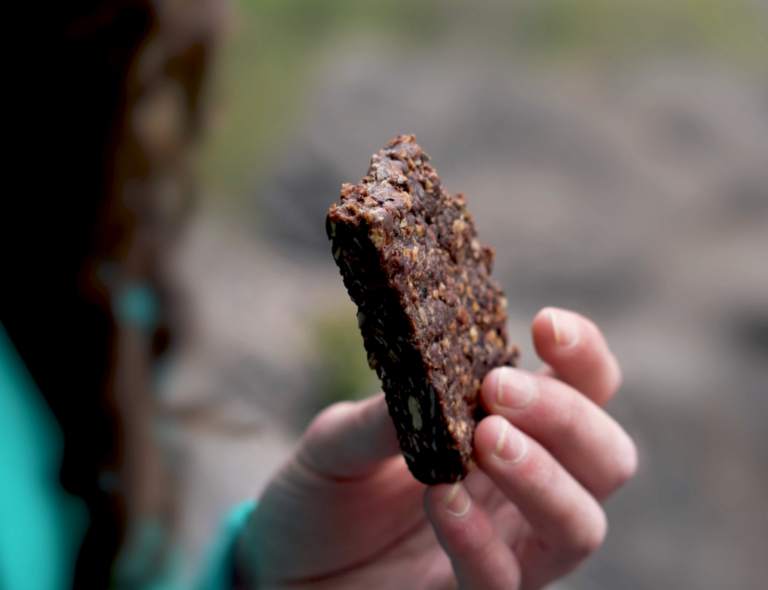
xmin=570 ymin=507 xmax=608 ymax=560
xmin=556 ymin=384 xmax=582 ymax=440
xmin=613 ymin=435 xmax=638 ymax=487
xmin=604 ymin=355 xmax=623 ymax=397
xmin=528 ymin=448 xmax=560 ymax=493
xmin=590 ymin=354 xmax=622 ymax=406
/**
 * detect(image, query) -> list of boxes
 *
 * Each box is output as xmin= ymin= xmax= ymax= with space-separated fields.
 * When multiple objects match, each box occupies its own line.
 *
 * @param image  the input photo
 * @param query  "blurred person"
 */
xmin=0 ymin=1 xmax=636 ymax=590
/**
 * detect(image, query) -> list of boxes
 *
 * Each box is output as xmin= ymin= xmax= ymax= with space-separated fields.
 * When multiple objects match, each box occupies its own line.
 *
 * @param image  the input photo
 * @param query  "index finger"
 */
xmin=531 ymin=308 xmax=622 ymax=406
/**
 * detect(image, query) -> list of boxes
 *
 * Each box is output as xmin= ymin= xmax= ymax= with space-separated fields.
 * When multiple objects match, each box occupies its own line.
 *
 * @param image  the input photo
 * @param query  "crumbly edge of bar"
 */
xmin=327 ymin=206 xmax=467 ymax=483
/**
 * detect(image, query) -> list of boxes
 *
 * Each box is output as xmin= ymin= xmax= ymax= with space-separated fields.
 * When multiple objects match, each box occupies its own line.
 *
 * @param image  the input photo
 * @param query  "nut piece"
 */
xmin=408 ymin=396 xmax=423 ymax=431
xmin=369 ymin=227 xmax=386 ymax=249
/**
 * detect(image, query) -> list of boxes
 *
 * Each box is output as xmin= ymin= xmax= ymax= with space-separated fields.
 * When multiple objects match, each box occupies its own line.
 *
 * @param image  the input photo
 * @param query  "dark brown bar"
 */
xmin=326 ymin=135 xmax=518 ymax=484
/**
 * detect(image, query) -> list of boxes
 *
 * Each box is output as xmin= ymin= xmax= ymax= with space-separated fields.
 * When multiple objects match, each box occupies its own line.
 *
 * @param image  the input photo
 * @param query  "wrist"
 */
xmin=233 ymin=516 xmax=256 ymax=590
xmin=197 ymin=499 xmax=258 ymax=590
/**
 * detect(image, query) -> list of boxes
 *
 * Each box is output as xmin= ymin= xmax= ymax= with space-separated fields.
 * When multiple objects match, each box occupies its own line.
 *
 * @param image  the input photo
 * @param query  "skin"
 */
xmin=236 ymin=308 xmax=637 ymax=589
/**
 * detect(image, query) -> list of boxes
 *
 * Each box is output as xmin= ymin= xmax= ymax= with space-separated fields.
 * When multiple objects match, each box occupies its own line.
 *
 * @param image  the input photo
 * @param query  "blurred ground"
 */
xmin=163 ymin=2 xmax=768 ymax=588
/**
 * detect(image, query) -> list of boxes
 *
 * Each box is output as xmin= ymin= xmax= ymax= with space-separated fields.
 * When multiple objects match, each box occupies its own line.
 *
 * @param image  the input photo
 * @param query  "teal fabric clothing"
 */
xmin=196 ymin=499 xmax=256 ymax=590
xmin=0 ymin=322 xmax=89 ymax=590
xmin=0 ymin=323 xmax=256 ymax=590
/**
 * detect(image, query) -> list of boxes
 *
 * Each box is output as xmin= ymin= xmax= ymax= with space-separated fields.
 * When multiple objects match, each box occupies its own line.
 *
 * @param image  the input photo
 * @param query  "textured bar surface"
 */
xmin=326 ymin=135 xmax=518 ymax=484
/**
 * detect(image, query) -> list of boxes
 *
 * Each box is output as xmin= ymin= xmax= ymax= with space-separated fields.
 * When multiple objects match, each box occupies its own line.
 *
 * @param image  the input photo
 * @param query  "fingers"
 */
xmin=481 ymin=367 xmax=637 ymax=500
xmin=531 ymin=308 xmax=622 ymax=406
xmin=424 ymin=482 xmax=521 ymax=590
xmin=297 ymin=393 xmax=400 ymax=479
xmin=474 ymin=416 xmax=608 ymax=583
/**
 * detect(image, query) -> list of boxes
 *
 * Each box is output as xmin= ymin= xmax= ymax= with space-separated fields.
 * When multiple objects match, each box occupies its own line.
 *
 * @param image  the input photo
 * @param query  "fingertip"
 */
xmin=473 ymin=415 xmax=507 ymax=458
xmin=302 ymin=400 xmax=357 ymax=447
xmin=480 ymin=368 xmax=502 ymax=413
xmin=531 ymin=307 xmax=555 ymax=350
xmin=299 ymin=393 xmax=400 ymax=478
xmin=423 ymin=482 xmax=482 ymax=553
xmin=606 ymin=351 xmax=623 ymax=393
xmin=425 ymin=482 xmax=472 ymax=519
xmin=532 ymin=307 xmax=584 ymax=355
xmin=425 ymin=479 xmax=522 ymax=589
xmin=531 ymin=308 xmax=622 ymax=406
xmin=613 ymin=429 xmax=639 ymax=488
xmin=359 ymin=392 xmax=398 ymax=432
xmin=475 ymin=415 xmax=529 ymax=469
xmin=481 ymin=366 xmax=539 ymax=415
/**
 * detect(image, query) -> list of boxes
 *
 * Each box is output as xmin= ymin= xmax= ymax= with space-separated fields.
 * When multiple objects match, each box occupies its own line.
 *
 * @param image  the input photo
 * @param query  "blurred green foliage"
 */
xmin=310 ymin=306 xmax=380 ymax=413
xmin=200 ymin=0 xmax=768 ymax=201
xmin=508 ymin=0 xmax=768 ymax=62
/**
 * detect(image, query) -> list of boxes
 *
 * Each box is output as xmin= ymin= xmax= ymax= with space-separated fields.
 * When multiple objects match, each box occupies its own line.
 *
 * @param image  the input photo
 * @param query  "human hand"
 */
xmin=235 ymin=308 xmax=637 ymax=589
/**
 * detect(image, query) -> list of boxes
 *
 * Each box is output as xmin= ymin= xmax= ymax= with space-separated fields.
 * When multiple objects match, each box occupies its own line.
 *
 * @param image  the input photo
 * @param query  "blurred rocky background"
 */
xmin=161 ymin=1 xmax=768 ymax=588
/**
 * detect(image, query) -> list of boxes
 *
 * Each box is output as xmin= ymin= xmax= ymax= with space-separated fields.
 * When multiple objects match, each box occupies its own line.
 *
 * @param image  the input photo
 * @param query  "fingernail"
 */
xmin=494 ymin=421 xmax=528 ymax=464
xmin=549 ymin=308 xmax=579 ymax=350
xmin=442 ymin=482 xmax=471 ymax=518
xmin=496 ymin=367 xmax=537 ymax=409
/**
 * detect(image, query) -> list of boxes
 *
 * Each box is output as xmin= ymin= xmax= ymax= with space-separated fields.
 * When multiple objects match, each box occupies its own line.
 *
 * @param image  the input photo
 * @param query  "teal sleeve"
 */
xmin=0 ymin=323 xmax=89 ymax=590
xmin=195 ymin=500 xmax=257 ymax=590
xmin=1 ymin=319 xmax=258 ymax=590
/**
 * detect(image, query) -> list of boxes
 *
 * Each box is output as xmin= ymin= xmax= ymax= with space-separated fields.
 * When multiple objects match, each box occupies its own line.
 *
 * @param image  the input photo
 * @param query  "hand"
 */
xmin=235 ymin=308 xmax=637 ymax=589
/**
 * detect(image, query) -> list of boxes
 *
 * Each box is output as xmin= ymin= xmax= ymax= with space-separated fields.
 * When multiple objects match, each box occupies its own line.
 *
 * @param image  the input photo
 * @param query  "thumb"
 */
xmin=297 ymin=393 xmax=401 ymax=479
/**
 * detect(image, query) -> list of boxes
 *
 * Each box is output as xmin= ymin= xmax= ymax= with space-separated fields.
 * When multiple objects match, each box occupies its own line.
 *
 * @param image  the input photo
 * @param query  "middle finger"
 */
xmin=481 ymin=367 xmax=637 ymax=500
